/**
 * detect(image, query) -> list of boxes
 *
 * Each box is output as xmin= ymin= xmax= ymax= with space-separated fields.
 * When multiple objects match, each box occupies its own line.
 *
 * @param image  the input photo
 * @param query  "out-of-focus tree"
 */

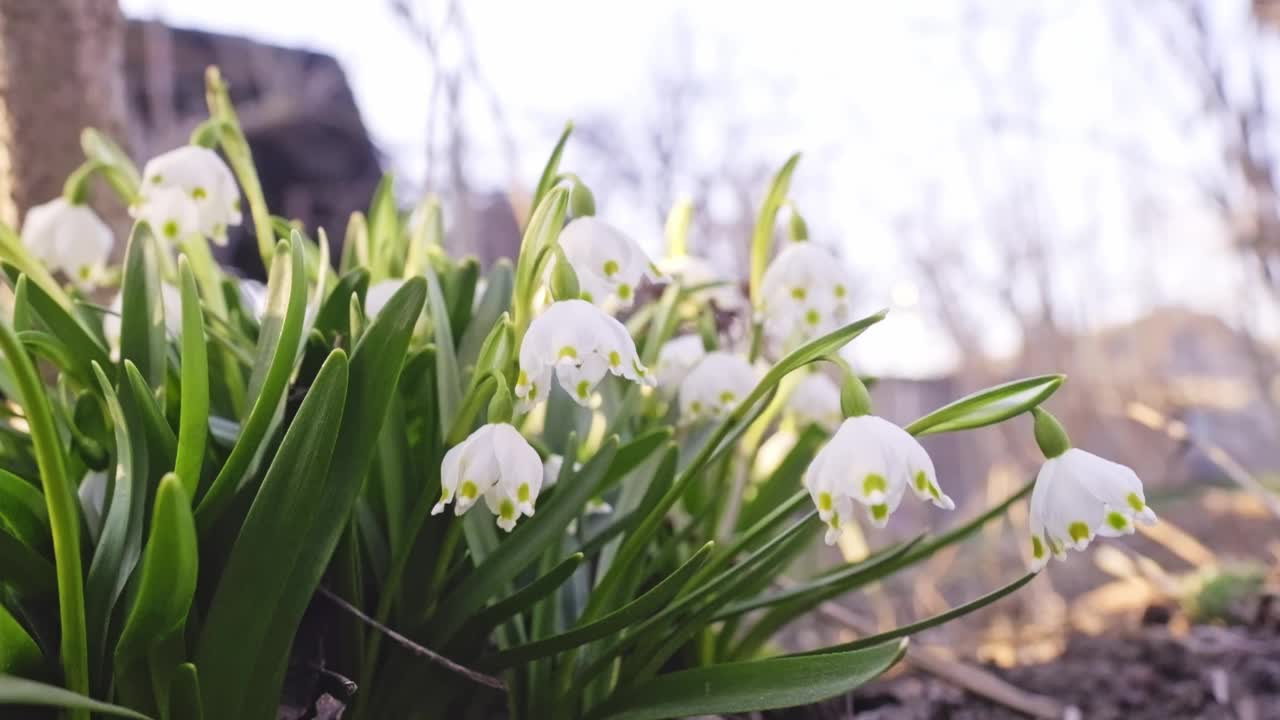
xmin=0 ymin=0 xmax=131 ymax=230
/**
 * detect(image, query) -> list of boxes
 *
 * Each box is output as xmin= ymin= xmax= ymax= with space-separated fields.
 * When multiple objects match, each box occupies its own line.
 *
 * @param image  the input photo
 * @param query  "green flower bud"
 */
xmin=488 ymin=373 xmax=514 ymax=424
xmin=570 ymin=180 xmax=596 ymax=218
xmin=840 ymin=371 xmax=873 ymax=418
xmin=62 ymin=161 xmax=101 ymax=205
xmin=1032 ymin=407 xmax=1071 ymax=459
xmin=550 ymin=247 xmax=580 ymax=301
xmin=189 ymin=118 xmax=224 ymax=149
xmin=789 ymin=208 xmax=809 ymax=242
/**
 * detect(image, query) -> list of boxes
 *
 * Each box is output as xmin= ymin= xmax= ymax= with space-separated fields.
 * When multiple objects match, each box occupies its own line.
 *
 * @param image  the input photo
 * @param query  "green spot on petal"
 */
xmin=818 ymin=492 xmax=833 ymax=511
xmin=834 ymin=284 xmax=847 ymax=298
xmin=914 ymin=471 xmax=928 ymax=491
xmin=609 ymin=350 xmax=621 ymax=367
xmin=162 ymin=220 xmax=180 ymax=238
xmin=719 ymin=390 xmax=736 ymax=405
xmin=192 ymin=186 xmax=208 ymax=200
xmin=863 ymin=474 xmax=887 ymax=496
xmin=1032 ymin=535 xmax=1045 ymax=559
xmin=1068 ymin=521 xmax=1091 ymax=543
xmin=576 ymin=380 xmax=590 ymax=399
xmin=617 ymin=284 xmax=633 ymax=300
xmin=518 ymin=483 xmax=531 ymax=502
xmin=790 ymin=287 xmax=806 ymax=300
xmin=580 ymin=290 xmax=594 ymax=302
xmin=603 ymin=259 xmax=620 ymax=277
xmin=870 ymin=504 xmax=888 ymax=521
xmin=1127 ymin=493 xmax=1145 ymax=512
xmin=559 ymin=345 xmax=578 ymax=360
xmin=805 ymin=308 xmax=820 ymax=325
xmin=460 ymin=481 xmax=479 ymax=500
xmin=499 ymin=499 xmax=516 ymax=520
xmin=1107 ymin=511 xmax=1129 ymax=531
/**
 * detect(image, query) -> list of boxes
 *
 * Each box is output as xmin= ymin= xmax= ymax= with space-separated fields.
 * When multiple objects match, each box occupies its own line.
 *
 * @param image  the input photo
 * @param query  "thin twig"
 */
xmin=316 ymin=586 xmax=506 ymax=691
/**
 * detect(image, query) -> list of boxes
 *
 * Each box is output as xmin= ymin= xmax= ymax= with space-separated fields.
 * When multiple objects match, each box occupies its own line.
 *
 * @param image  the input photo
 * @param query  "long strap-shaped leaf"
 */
xmin=196 ymin=349 xmax=350 ymax=719
xmin=118 ymin=223 xmax=166 ymax=389
xmin=484 ymin=542 xmax=713 ymax=670
xmin=0 ymin=674 xmax=152 ymax=720
xmin=583 ymin=639 xmax=906 ymax=720
xmin=173 ymin=258 xmax=209 ymax=498
xmin=0 ymin=320 xmax=87 ymax=710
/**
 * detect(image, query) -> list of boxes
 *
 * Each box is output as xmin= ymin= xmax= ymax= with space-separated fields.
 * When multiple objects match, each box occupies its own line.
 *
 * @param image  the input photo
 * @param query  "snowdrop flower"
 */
xmin=20 ymin=198 xmax=113 ymax=288
xmin=542 ymin=454 xmax=565 ymax=490
xmin=102 ymin=284 xmax=184 ymax=358
xmin=131 ymin=186 xmax=201 ymax=243
xmin=658 ymin=254 xmax=744 ymax=311
xmin=759 ymin=242 xmax=853 ymax=353
xmin=1026 ymin=409 xmax=1156 ymax=571
xmin=364 ymin=279 xmax=405 ymax=317
xmin=804 ymin=415 xmax=954 ymax=544
xmin=787 ymin=373 xmax=843 ymax=432
xmin=556 ymin=217 xmax=659 ymax=308
xmin=434 ymin=423 xmax=543 ymax=532
xmin=678 ymin=351 xmax=759 ymax=422
xmin=514 ymin=299 xmax=651 ymax=411
xmin=655 ymin=335 xmax=706 ymax=392
xmin=135 ymin=146 xmax=241 ymax=244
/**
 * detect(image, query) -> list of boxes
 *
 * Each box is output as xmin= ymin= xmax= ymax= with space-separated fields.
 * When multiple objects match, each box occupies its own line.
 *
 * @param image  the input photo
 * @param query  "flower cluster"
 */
xmin=434 ymin=423 xmax=543 ymax=531
xmin=132 ymin=146 xmax=242 ymax=244
xmin=678 ymin=351 xmax=759 ymax=421
xmin=759 ymin=241 xmax=853 ymax=354
xmin=556 ymin=217 xmax=660 ymax=308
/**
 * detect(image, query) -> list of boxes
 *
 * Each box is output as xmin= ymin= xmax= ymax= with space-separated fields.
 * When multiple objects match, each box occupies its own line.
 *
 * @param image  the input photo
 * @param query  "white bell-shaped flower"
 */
xmin=803 ymin=415 xmax=954 ymax=544
xmin=515 ymin=299 xmax=652 ymax=411
xmin=655 ymin=335 xmax=706 ymax=392
xmin=136 ymin=146 xmax=242 ymax=244
xmin=434 ymin=423 xmax=543 ymax=531
xmin=132 ymin=186 xmax=201 ymax=243
xmin=1027 ymin=448 xmax=1157 ymax=571
xmin=759 ymin=242 xmax=853 ymax=353
xmin=556 ymin=217 xmax=659 ymax=308
xmin=364 ymin=279 xmax=405 ymax=318
xmin=20 ymin=198 xmax=114 ymax=288
xmin=786 ymin=373 xmax=843 ymax=432
xmin=678 ymin=351 xmax=759 ymax=422
xmin=658 ymin=254 xmax=744 ymax=311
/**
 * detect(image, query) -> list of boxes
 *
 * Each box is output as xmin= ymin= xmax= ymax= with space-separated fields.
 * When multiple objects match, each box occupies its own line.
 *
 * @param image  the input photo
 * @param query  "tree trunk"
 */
xmin=0 ymin=0 xmax=130 ymax=230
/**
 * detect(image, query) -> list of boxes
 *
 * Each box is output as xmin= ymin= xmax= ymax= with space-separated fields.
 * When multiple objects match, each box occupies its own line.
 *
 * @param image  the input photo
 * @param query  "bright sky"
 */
xmin=120 ymin=0 xmax=1262 ymax=378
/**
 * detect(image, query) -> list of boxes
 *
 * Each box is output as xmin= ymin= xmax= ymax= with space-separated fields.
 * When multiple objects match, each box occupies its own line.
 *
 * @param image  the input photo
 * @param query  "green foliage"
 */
xmin=0 ymin=69 xmax=1075 ymax=720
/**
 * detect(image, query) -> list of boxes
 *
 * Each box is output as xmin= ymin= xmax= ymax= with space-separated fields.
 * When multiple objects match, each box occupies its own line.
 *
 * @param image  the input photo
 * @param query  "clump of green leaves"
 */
xmin=0 ymin=68 xmax=1069 ymax=720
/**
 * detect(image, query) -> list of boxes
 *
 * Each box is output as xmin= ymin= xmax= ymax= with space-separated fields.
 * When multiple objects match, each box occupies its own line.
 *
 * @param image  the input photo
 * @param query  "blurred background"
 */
xmin=1 ymin=0 xmax=1278 ymax=715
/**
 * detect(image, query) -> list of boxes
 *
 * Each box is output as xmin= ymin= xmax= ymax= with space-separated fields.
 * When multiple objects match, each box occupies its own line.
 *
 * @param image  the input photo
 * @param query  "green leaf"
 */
xmin=803 ymin=573 xmax=1037 ymax=656
xmin=115 ymin=475 xmax=197 ymax=661
xmin=485 ymin=542 xmax=713 ymax=670
xmin=7 ymin=271 xmax=111 ymax=385
xmin=424 ymin=266 xmax=461 ymax=432
xmin=749 ymin=153 xmax=801 ymax=307
xmin=86 ymin=362 xmax=149 ymax=678
xmin=340 ymin=211 xmax=370 ymax=275
xmin=367 ymin=174 xmax=400 ymax=278
xmin=404 ymin=195 xmax=443 ymax=277
xmin=118 ymin=222 xmax=166 ymax=389
xmin=0 ymin=674 xmax=153 ymax=719
xmin=197 ymin=349 xmax=349 ymax=719
xmin=533 ymin=122 xmax=573 ymax=213
xmin=121 ymin=360 xmax=177 ymax=466
xmin=459 ymin=261 xmax=513 ymax=374
xmin=195 ymin=233 xmax=308 ymax=531
xmin=314 ymin=268 xmax=369 ymax=340
xmin=584 ymin=639 xmax=906 ymax=720
xmin=243 ymin=277 xmax=426 ymax=719
xmin=174 ymin=258 xmax=209 ymax=498
xmin=444 ymin=257 xmax=480 ymax=342
xmin=905 ymin=374 xmax=1065 ymax=436
xmin=0 ymin=469 xmax=48 ymax=551
xmin=513 ymin=188 xmax=570 ymax=334
xmin=0 ymin=320 xmax=88 ymax=706
xmin=458 ymin=553 xmax=584 ymax=642
xmin=433 ymin=436 xmax=621 ymax=645
xmin=169 ymin=663 xmax=202 ymax=720
xmin=0 ymin=603 xmax=41 ymax=674
xmin=0 ymin=528 xmax=55 ymax=597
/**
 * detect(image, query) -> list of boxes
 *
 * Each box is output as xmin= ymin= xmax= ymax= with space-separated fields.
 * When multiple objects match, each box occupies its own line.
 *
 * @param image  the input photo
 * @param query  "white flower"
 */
xmin=678 ymin=351 xmax=759 ymax=422
xmin=20 ymin=198 xmax=114 ymax=288
xmin=542 ymin=453 xmax=565 ymax=489
xmin=131 ymin=186 xmax=201 ymax=243
xmin=759 ymin=242 xmax=853 ymax=354
xmin=655 ymin=335 xmax=706 ymax=392
xmin=364 ymin=279 xmax=405 ymax=317
xmin=135 ymin=146 xmax=242 ymax=244
xmin=556 ymin=217 xmax=659 ymax=308
xmin=803 ymin=415 xmax=954 ymax=544
xmin=102 ymin=284 xmax=184 ymax=359
xmin=434 ymin=423 xmax=543 ymax=532
xmin=658 ymin=254 xmax=744 ymax=311
xmin=239 ymin=279 xmax=268 ymax=320
xmin=514 ymin=299 xmax=652 ymax=411
xmin=787 ymin=373 xmax=843 ymax=432
xmin=1027 ymin=448 xmax=1157 ymax=571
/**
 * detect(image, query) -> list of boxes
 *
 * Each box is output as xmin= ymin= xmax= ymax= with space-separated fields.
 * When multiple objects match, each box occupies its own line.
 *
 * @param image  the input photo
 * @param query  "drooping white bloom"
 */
xmin=786 ymin=373 xmax=843 ymax=432
xmin=655 ymin=335 xmax=706 ymax=392
xmin=20 ymin=198 xmax=114 ymax=288
xmin=556 ymin=217 xmax=659 ymax=308
xmin=678 ymin=351 xmax=759 ymax=422
xmin=542 ymin=453 xmax=565 ymax=490
xmin=434 ymin=423 xmax=543 ymax=532
xmin=803 ymin=415 xmax=954 ymax=544
xmin=514 ymin=299 xmax=652 ymax=411
xmin=135 ymin=146 xmax=242 ymax=244
xmin=102 ymin=284 xmax=184 ymax=358
xmin=759 ymin=242 xmax=853 ymax=354
xmin=1027 ymin=448 xmax=1157 ymax=571
xmin=131 ymin=186 xmax=201 ymax=243
xmin=658 ymin=254 xmax=744 ymax=311
xmin=364 ymin=279 xmax=405 ymax=317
